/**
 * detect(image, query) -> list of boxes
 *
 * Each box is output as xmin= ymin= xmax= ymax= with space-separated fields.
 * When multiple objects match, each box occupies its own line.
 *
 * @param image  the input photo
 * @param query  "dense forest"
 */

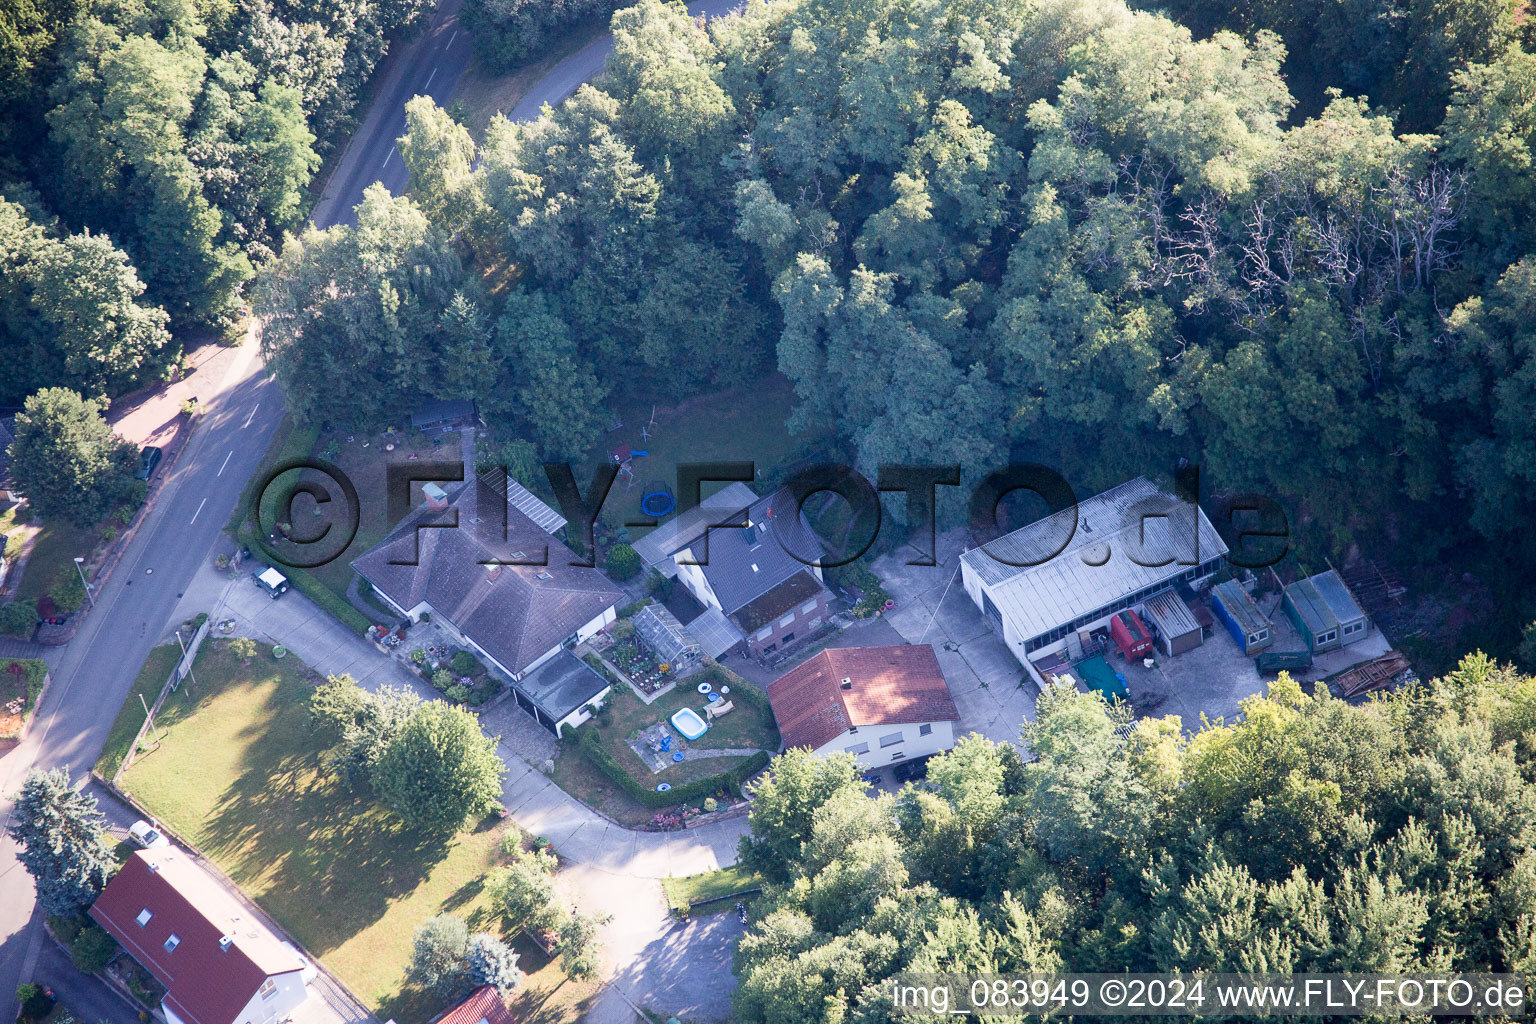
xmin=257 ymin=0 xmax=1536 ymax=661
xmin=0 ymin=0 xmax=429 ymax=403
xmin=732 ymin=659 xmax=1536 ymax=1022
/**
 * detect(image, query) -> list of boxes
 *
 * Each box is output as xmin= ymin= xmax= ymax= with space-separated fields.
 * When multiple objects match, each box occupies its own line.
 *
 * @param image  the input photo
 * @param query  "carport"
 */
xmin=1143 ymin=590 xmax=1203 ymax=657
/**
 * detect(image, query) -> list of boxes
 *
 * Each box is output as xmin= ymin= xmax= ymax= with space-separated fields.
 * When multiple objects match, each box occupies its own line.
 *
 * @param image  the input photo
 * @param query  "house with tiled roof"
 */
xmin=671 ymin=488 xmax=833 ymax=659
xmin=431 ymin=985 xmax=516 ymax=1024
xmin=766 ymin=645 xmax=960 ymax=769
xmin=89 ymin=848 xmax=316 ymax=1024
xmin=352 ymin=474 xmax=621 ymax=733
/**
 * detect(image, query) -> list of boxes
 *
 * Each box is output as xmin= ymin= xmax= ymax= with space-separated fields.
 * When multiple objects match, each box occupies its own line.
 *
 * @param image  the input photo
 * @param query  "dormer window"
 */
xmin=136 ymin=908 xmax=153 ymax=927
xmin=164 ymin=934 xmax=181 ymax=953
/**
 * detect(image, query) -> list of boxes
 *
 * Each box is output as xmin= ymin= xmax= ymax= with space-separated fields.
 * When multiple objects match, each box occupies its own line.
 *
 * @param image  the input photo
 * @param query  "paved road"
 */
xmin=1 ymin=1 xmax=755 ymax=1018
xmin=0 ymin=340 xmax=285 ymax=1014
xmin=316 ymin=0 xmax=746 ymax=226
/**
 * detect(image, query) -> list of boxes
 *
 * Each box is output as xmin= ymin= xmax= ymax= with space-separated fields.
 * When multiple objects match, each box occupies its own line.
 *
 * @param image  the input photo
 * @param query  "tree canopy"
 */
xmin=8 ymin=767 xmax=118 ymax=918
xmin=734 ymin=659 xmax=1536 ymax=1022
xmin=8 ymin=387 xmax=142 ymax=526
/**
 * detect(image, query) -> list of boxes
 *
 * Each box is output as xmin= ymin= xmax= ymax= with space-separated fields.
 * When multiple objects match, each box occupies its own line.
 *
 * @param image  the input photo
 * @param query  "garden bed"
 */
xmin=0 ymin=658 xmax=49 ymax=747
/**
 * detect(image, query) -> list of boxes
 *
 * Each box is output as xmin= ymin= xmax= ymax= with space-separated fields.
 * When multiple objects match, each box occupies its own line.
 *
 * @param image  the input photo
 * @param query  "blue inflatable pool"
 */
xmin=671 ymin=707 xmax=708 ymax=740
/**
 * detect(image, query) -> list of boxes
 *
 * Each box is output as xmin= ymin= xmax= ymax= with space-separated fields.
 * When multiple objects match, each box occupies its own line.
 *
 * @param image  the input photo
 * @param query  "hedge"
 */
xmin=575 ymin=726 xmax=769 ymax=810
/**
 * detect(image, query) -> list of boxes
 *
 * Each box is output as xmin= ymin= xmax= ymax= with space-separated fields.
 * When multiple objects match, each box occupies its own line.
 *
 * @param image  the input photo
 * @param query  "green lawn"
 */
xmin=551 ymin=665 xmax=777 ymax=826
xmin=0 ymin=501 xmax=103 ymax=605
xmin=580 ymin=375 xmax=836 ymax=528
xmin=94 ymin=643 xmax=181 ymax=778
xmin=661 ymin=864 xmax=764 ymax=915
xmin=118 ymin=638 xmax=596 ymax=1023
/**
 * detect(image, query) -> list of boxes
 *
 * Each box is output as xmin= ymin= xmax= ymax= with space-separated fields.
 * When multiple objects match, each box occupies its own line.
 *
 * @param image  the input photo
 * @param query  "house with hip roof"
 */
xmin=766 ymin=644 xmax=959 ymax=769
xmin=352 ymin=473 xmax=622 ymax=734
xmin=430 ymin=984 xmax=517 ymax=1024
xmin=89 ymin=848 xmax=316 ymax=1024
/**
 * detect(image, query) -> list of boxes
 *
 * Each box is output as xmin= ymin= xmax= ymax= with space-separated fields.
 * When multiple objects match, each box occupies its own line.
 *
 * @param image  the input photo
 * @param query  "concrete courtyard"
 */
xmin=870 ymin=529 xmax=1039 ymax=748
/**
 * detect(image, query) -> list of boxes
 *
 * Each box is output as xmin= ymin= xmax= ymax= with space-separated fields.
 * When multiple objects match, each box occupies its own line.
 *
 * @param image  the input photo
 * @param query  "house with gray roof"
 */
xmin=671 ymin=488 xmax=833 ymax=659
xmin=352 ymin=474 xmax=621 ymax=731
xmin=630 ymin=481 xmax=760 ymax=577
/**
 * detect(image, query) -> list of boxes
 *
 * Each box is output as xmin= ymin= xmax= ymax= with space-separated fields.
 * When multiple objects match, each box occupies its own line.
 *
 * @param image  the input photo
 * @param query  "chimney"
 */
xmin=220 ymin=935 xmax=234 ymax=951
xmin=422 ymin=482 xmax=449 ymax=510
xmin=840 ymin=677 xmax=853 ymax=690
xmin=484 ymin=563 xmax=501 ymax=581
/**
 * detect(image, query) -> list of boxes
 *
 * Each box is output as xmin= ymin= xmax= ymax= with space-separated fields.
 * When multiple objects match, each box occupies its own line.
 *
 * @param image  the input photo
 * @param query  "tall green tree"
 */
xmin=8 ymin=388 xmax=141 ymax=526
xmin=373 ymin=701 xmax=506 ymax=833
xmin=7 ymin=767 xmax=118 ymax=917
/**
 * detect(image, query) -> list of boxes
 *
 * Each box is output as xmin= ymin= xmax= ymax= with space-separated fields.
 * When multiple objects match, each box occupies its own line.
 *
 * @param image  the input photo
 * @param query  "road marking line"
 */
xmin=218 ymin=450 xmax=233 ymax=476
xmin=383 ymin=145 xmax=395 ymax=169
xmin=425 ymin=66 xmax=437 ymax=88
xmin=244 ymin=401 xmax=260 ymax=428
xmin=191 ymin=498 xmax=207 ymax=524
xmin=449 ymin=29 xmax=458 ymax=46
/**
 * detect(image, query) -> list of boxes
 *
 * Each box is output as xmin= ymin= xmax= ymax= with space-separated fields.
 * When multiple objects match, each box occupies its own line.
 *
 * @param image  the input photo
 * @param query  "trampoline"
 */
xmin=1076 ymin=655 xmax=1129 ymax=702
xmin=641 ymin=481 xmax=675 ymax=517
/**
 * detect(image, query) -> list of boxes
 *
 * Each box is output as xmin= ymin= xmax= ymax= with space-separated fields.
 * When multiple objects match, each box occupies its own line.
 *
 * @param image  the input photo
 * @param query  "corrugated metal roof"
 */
xmin=1211 ymin=580 xmax=1269 ymax=635
xmin=1143 ymin=589 xmax=1200 ymax=638
xmin=1285 ymin=577 xmax=1339 ymax=636
xmin=684 ymin=607 xmax=744 ymax=659
xmin=630 ymin=482 xmax=759 ymax=572
xmin=961 ymin=478 xmax=1229 ymax=643
xmin=506 ymin=476 xmax=566 ymax=535
xmin=1310 ymin=570 xmax=1366 ymax=625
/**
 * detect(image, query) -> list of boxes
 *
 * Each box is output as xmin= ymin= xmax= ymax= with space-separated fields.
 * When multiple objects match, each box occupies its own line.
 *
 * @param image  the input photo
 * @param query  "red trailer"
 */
xmin=1111 ymin=610 xmax=1154 ymax=660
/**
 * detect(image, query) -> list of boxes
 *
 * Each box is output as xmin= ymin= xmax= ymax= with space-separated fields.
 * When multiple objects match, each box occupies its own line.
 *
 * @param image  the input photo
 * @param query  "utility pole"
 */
xmin=139 ymin=692 xmax=162 ymax=745
xmin=174 ymin=628 xmax=199 ymax=693
xmin=73 ymin=556 xmax=95 ymax=608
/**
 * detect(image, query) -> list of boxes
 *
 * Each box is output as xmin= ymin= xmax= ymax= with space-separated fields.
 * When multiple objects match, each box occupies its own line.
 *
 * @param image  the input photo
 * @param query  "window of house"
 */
xmin=879 ymin=731 xmax=903 ymax=748
xmin=891 ymin=752 xmax=905 ymax=760
xmin=136 ymin=909 xmax=152 ymax=927
xmin=1254 ymin=630 xmax=1269 ymax=644
xmin=259 ymin=979 xmax=277 ymax=999
xmin=753 ymin=625 xmax=772 ymax=641
xmin=777 ymin=612 xmax=796 ymax=629
xmin=1318 ymin=630 xmax=1337 ymax=645
xmin=919 ymin=724 xmax=932 ymax=736
xmin=806 ymin=617 xmax=822 ymax=630
xmin=164 ymin=934 xmax=180 ymax=953
xmin=799 ymin=598 xmax=820 ymax=615
xmin=846 ymin=742 xmax=869 ymax=755
xmin=781 ymin=632 xmax=795 ymax=644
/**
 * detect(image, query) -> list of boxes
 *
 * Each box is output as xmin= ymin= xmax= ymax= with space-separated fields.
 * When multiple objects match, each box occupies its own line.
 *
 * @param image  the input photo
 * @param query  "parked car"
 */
xmin=253 ymin=565 xmax=289 ymax=598
xmin=128 ymin=819 xmax=170 ymax=849
xmin=134 ymin=445 xmax=163 ymax=481
xmin=893 ymin=756 xmax=933 ymax=783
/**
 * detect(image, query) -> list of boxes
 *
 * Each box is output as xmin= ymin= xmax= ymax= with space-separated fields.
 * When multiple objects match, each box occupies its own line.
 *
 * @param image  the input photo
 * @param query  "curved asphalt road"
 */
xmin=0 ymin=1 xmax=748 ymax=1015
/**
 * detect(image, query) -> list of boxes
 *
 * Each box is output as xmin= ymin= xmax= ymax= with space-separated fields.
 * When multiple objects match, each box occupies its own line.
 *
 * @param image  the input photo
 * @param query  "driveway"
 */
xmin=183 ymin=560 xmax=749 ymax=1020
xmin=870 ymin=529 xmax=1038 ymax=747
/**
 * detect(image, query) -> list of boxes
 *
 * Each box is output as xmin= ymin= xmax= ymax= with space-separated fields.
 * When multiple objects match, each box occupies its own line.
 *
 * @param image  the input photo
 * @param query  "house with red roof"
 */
xmin=89 ymin=848 xmax=315 ymax=1024
xmin=765 ymin=645 xmax=960 ymax=768
xmin=431 ymin=985 xmax=517 ymax=1024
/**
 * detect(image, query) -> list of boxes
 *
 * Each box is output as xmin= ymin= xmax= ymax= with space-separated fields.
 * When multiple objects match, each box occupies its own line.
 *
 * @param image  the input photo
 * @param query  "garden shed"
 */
xmin=1283 ymin=570 xmax=1368 ymax=653
xmin=1210 ymin=580 xmax=1273 ymax=655
xmin=632 ymin=603 xmax=700 ymax=667
xmin=1142 ymin=590 xmax=1203 ymax=657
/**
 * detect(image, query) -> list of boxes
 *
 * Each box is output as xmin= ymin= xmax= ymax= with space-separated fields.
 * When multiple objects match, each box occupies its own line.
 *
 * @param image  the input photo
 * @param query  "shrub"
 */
xmin=703 ymin=797 xmax=718 ymax=812
xmin=605 ymin=542 xmax=641 ymax=581
xmin=407 ymin=914 xmax=470 ymax=997
xmin=49 ymin=571 xmax=87 ymax=614
xmin=450 ymin=650 xmax=479 ymax=676
xmin=70 ymin=922 xmax=119 ymax=972
xmin=16 ymin=983 xmax=53 ymax=1021
xmin=645 ymin=571 xmax=674 ymax=600
xmin=228 ymin=637 xmax=257 ymax=662
xmin=432 ymin=668 xmax=454 ymax=691
xmin=411 ymin=648 xmax=428 ymax=666
xmin=446 ymin=684 xmax=470 ymax=703
xmin=0 ymin=600 xmax=38 ymax=636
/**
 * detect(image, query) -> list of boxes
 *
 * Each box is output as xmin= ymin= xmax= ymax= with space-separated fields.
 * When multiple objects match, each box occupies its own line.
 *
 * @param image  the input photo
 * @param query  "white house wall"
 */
xmin=230 ymin=969 xmax=308 ymax=1024
xmin=673 ymin=558 xmax=721 ymax=612
xmin=814 ymin=719 xmax=956 ymax=768
xmin=555 ymin=685 xmax=613 ymax=735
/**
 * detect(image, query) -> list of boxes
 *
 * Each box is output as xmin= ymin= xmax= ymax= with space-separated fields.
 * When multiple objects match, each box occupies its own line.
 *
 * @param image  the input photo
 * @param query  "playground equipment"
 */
xmin=641 ymin=481 xmax=675 ymax=517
